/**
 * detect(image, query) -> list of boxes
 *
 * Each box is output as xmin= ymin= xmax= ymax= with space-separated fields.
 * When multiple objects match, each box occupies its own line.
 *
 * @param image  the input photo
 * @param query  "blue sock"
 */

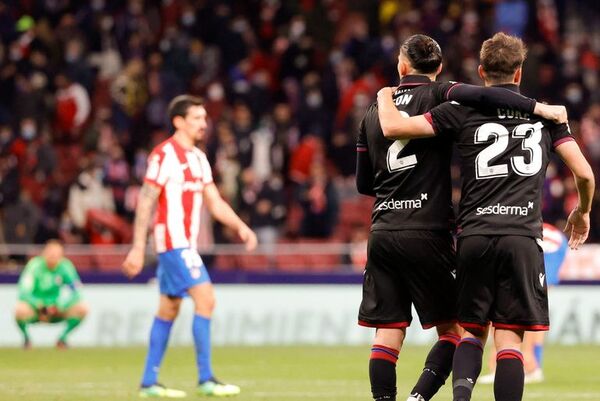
xmin=193 ymin=314 xmax=213 ymax=383
xmin=141 ymin=317 xmax=174 ymax=387
xmin=533 ymin=344 xmax=543 ymax=367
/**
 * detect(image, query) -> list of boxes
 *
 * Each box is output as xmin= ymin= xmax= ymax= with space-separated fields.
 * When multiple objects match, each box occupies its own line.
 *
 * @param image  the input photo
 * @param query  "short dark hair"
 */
xmin=480 ymin=32 xmax=527 ymax=83
xmin=400 ymin=34 xmax=442 ymax=74
xmin=167 ymin=95 xmax=204 ymax=123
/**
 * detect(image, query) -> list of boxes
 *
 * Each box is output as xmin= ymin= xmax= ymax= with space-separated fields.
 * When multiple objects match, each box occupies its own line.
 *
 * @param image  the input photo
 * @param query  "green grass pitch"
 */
xmin=1 ymin=345 xmax=599 ymax=400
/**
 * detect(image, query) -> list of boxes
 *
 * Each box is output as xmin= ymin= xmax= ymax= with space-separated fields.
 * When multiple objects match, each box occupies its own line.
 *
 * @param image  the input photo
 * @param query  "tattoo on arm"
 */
xmin=132 ymin=183 xmax=161 ymax=249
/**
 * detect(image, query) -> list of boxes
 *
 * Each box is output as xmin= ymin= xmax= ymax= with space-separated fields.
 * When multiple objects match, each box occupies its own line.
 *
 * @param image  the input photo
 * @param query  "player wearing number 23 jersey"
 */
xmin=425 ymin=87 xmax=572 ymax=331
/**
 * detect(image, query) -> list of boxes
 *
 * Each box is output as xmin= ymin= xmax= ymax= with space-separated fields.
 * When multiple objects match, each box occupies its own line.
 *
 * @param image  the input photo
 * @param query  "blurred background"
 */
xmin=0 ymin=0 xmax=600 ymax=348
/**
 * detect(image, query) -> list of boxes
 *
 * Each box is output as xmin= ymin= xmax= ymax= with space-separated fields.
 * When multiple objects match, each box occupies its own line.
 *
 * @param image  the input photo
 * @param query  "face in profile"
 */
xmin=43 ymin=243 xmax=64 ymax=270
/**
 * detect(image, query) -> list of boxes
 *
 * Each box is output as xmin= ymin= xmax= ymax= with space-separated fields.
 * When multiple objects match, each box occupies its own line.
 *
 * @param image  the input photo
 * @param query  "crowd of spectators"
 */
xmin=0 ymin=0 xmax=599 ymax=248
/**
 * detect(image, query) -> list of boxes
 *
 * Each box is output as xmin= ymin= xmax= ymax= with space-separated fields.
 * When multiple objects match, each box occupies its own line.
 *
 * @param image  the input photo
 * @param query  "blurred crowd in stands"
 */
xmin=0 ymin=0 xmax=599 ymax=249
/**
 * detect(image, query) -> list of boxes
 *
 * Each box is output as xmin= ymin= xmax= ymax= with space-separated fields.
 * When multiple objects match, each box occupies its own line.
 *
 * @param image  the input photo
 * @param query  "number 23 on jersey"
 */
xmin=475 ymin=121 xmax=543 ymax=179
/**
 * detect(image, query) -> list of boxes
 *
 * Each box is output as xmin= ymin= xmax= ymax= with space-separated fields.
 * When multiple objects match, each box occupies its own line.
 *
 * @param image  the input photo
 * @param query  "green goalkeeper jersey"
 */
xmin=18 ymin=256 xmax=82 ymax=309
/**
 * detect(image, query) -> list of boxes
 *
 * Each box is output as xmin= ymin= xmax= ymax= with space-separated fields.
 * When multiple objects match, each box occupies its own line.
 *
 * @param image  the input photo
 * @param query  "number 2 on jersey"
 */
xmin=475 ymin=121 xmax=543 ymax=179
xmin=386 ymin=111 xmax=417 ymax=173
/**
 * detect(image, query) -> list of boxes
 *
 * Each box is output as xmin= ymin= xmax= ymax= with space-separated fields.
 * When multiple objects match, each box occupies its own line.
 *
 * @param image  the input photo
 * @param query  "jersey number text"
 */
xmin=475 ymin=121 xmax=543 ymax=179
xmin=387 ymin=111 xmax=417 ymax=173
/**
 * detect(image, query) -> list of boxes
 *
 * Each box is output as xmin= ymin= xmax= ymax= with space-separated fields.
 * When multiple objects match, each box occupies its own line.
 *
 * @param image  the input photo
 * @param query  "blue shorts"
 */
xmin=544 ymin=244 xmax=567 ymax=286
xmin=157 ymin=248 xmax=211 ymax=297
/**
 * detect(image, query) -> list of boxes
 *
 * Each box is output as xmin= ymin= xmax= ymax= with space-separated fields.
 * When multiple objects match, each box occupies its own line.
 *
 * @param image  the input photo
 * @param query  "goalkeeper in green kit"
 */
xmin=14 ymin=240 xmax=89 ymax=348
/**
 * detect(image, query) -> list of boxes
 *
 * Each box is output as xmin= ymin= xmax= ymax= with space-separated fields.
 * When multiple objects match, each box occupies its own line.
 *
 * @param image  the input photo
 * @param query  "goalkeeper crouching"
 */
xmin=14 ymin=239 xmax=88 ymax=349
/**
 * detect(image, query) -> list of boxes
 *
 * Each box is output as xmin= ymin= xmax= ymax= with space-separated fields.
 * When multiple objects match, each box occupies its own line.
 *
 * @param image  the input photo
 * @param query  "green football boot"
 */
xmin=197 ymin=378 xmax=240 ymax=397
xmin=139 ymin=383 xmax=187 ymax=398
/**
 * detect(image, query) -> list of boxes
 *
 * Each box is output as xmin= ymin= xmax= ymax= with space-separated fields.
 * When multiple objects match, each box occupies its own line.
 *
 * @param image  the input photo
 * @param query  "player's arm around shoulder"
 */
xmin=204 ymin=183 xmax=258 ymax=251
xmin=122 ymin=181 xmax=162 ymax=278
xmin=376 ymin=87 xmax=435 ymax=140
xmin=554 ymin=136 xmax=595 ymax=249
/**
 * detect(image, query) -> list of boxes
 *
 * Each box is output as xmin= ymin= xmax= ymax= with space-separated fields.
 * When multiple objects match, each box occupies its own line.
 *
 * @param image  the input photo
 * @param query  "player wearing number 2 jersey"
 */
xmin=122 ymin=95 xmax=257 ymax=398
xmin=355 ymin=34 xmax=563 ymax=401
xmin=377 ymin=33 xmax=594 ymax=401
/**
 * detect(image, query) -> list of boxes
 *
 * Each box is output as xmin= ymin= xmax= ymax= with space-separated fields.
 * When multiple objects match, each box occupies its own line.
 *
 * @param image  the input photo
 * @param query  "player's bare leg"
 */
xmin=55 ymin=301 xmax=89 ymax=348
xmin=451 ymin=327 xmax=488 ymax=401
xmin=477 ymin=325 xmax=497 ymax=384
xmin=523 ymin=331 xmax=545 ymax=383
xmin=493 ymin=328 xmax=525 ymax=401
xmin=139 ymin=295 xmax=186 ymax=398
xmin=408 ymin=322 xmax=462 ymax=401
xmin=15 ymin=301 xmax=37 ymax=349
xmin=189 ymin=283 xmax=240 ymax=397
xmin=370 ymin=328 xmax=405 ymax=401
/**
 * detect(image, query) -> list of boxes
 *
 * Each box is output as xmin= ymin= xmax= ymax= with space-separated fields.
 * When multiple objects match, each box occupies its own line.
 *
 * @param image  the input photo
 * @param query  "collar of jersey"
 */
xmin=397 ymin=75 xmax=432 ymax=87
xmin=491 ymin=83 xmax=520 ymax=93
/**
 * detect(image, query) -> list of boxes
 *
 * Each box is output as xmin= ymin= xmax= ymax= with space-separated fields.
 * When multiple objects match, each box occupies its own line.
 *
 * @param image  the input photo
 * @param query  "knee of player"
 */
xmin=75 ymin=301 xmax=90 ymax=318
xmin=196 ymin=296 xmax=215 ymax=315
xmin=373 ymin=327 xmax=406 ymax=350
xmin=14 ymin=302 xmax=35 ymax=319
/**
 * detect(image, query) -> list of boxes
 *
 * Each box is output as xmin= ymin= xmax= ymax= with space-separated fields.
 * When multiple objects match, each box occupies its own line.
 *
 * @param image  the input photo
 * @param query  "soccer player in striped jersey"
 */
xmin=123 ymin=95 xmax=257 ymax=398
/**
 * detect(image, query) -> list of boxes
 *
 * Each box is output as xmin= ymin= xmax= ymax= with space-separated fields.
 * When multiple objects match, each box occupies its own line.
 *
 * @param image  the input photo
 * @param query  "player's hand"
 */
xmin=238 ymin=225 xmax=258 ymax=252
xmin=38 ymin=306 xmax=49 ymax=322
xmin=534 ymin=103 xmax=568 ymax=124
xmin=377 ymin=86 xmax=395 ymax=100
xmin=45 ymin=305 xmax=63 ymax=320
xmin=37 ymin=306 xmax=61 ymax=321
xmin=122 ymin=247 xmax=145 ymax=278
xmin=564 ymin=208 xmax=590 ymax=249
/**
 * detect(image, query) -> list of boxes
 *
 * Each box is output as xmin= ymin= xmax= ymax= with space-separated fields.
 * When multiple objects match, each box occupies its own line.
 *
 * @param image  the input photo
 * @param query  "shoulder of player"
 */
xmin=432 ymin=100 xmax=469 ymax=114
xmin=191 ymin=145 xmax=207 ymax=157
xmin=58 ymin=257 xmax=77 ymax=271
xmin=148 ymin=138 xmax=173 ymax=158
xmin=24 ymin=256 xmax=44 ymax=272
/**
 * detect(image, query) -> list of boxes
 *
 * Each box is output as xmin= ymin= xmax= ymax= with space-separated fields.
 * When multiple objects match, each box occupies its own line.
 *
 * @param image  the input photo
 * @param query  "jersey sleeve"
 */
xmin=356 ymin=104 xmax=376 ymax=196
xmin=60 ymin=259 xmax=83 ymax=300
xmin=431 ymin=81 xmax=458 ymax=104
xmin=426 ymin=102 xmax=466 ymax=137
xmin=550 ymin=122 xmax=576 ymax=150
xmin=199 ymin=153 xmax=214 ymax=185
xmin=356 ymin=104 xmax=371 ymax=150
xmin=432 ymin=82 xmax=536 ymax=114
xmin=18 ymin=258 xmax=42 ymax=307
xmin=144 ymin=149 xmax=169 ymax=188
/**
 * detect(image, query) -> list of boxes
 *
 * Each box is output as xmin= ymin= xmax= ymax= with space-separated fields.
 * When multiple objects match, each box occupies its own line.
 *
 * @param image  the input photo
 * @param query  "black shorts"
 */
xmin=358 ymin=230 xmax=457 ymax=329
xmin=456 ymin=235 xmax=549 ymax=332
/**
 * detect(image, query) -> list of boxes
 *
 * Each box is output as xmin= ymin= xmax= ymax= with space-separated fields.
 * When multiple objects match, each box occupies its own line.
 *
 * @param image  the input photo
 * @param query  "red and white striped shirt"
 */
xmin=144 ymin=137 xmax=213 ymax=253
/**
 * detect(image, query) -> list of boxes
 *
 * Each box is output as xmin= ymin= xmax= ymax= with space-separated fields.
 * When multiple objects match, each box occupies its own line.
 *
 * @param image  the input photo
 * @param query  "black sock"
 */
xmin=452 ymin=338 xmax=484 ymax=401
xmin=410 ymin=333 xmax=460 ymax=400
xmin=494 ymin=349 xmax=524 ymax=401
xmin=369 ymin=344 xmax=399 ymax=401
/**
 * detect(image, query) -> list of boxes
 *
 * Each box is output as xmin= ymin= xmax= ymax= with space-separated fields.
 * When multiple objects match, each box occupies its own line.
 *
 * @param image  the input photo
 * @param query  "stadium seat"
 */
xmin=237 ymin=254 xmax=272 ymax=271
xmin=65 ymin=254 xmax=96 ymax=272
xmin=93 ymin=251 xmax=126 ymax=272
xmin=213 ymin=254 xmax=239 ymax=271
xmin=274 ymin=253 xmax=311 ymax=272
